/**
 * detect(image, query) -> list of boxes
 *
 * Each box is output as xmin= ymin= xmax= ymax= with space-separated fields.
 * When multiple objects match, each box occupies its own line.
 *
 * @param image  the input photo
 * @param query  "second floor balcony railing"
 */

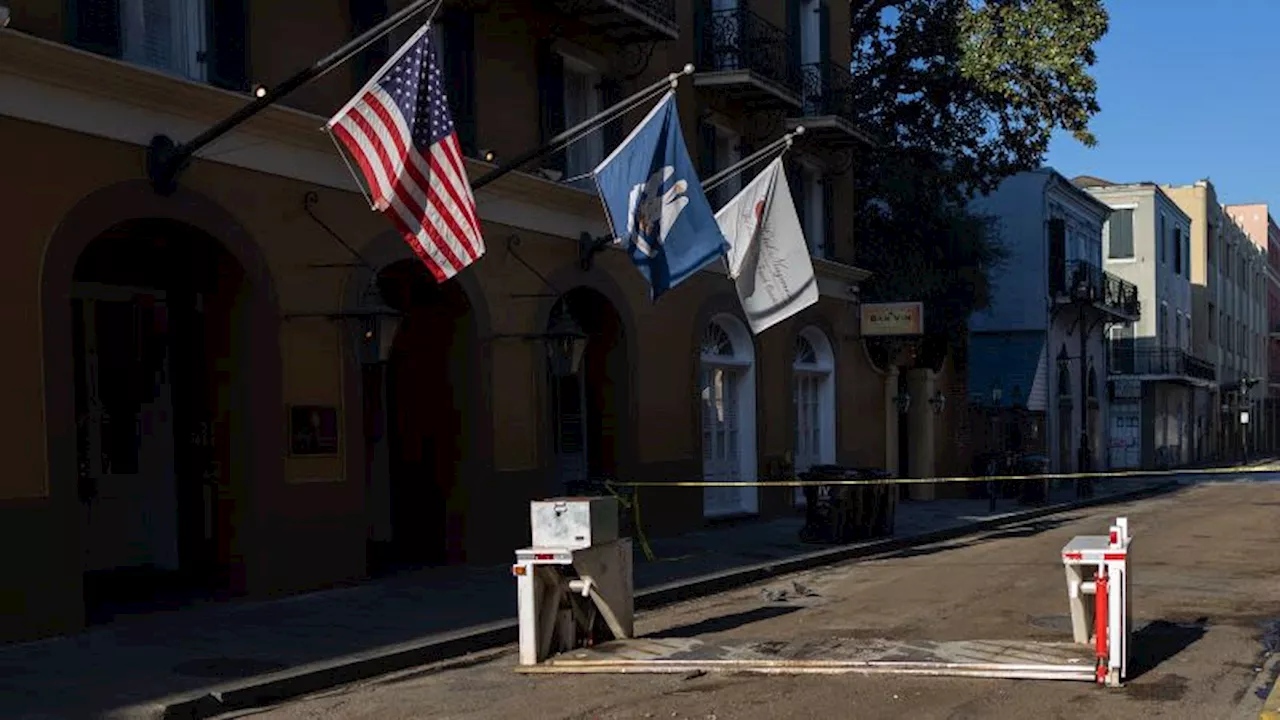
xmin=1051 ymin=258 xmax=1141 ymax=320
xmin=697 ymin=6 xmax=801 ymax=97
xmin=799 ymin=60 xmax=854 ymax=119
xmin=554 ymin=0 xmax=679 ymax=41
xmin=1109 ymin=346 xmax=1217 ymax=383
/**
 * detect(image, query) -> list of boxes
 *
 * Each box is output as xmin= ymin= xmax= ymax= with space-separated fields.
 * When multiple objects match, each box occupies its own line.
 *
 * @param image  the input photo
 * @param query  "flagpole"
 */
xmin=702 ymin=126 xmax=805 ymax=194
xmin=147 ymin=0 xmax=442 ymax=195
xmin=470 ymin=64 xmax=696 ymax=193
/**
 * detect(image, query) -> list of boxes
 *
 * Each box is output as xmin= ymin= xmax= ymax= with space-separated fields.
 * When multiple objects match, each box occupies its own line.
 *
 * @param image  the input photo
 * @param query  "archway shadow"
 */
xmin=650 ymin=606 xmax=802 ymax=639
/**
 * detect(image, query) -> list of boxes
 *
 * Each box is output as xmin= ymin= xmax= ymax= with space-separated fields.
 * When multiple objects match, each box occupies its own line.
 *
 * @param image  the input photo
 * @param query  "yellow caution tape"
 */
xmin=598 ymin=462 xmax=1280 ymax=489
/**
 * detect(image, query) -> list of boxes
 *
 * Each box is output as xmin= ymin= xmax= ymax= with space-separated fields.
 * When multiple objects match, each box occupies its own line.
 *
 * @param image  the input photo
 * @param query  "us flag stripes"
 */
xmin=326 ymin=23 xmax=484 ymax=282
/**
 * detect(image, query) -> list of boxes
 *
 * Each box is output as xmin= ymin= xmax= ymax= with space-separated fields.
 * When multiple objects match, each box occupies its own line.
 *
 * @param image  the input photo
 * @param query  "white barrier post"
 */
xmin=1061 ymin=516 xmax=1132 ymax=687
xmin=513 ymin=497 xmax=634 ymax=666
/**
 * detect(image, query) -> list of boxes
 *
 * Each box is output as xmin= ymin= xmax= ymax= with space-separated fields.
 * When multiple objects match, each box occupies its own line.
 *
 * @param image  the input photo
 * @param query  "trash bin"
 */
xmin=799 ymin=466 xmax=894 ymax=543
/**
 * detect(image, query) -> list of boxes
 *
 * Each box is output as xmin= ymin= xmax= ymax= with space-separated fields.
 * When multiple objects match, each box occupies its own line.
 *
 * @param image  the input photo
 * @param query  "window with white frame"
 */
xmin=121 ymin=0 xmax=208 ymax=81
xmin=562 ymin=55 xmax=604 ymax=189
xmin=700 ymin=315 xmax=757 ymax=517
xmin=792 ymin=328 xmax=835 ymax=506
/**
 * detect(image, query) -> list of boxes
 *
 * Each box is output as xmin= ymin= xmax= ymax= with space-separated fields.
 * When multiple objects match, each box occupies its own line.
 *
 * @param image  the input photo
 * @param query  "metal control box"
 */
xmin=530 ymin=496 xmax=619 ymax=550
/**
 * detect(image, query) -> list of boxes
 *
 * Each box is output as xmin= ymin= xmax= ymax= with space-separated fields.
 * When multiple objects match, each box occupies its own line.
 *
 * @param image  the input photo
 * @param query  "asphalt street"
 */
xmin=221 ymin=479 xmax=1280 ymax=720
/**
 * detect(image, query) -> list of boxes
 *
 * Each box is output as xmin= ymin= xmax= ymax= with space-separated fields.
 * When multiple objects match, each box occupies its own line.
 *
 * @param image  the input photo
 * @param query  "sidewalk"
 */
xmin=0 ymin=476 xmax=1181 ymax=719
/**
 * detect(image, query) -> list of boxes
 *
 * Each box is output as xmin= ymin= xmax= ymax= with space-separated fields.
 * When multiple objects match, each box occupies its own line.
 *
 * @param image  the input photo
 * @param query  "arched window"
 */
xmin=793 ymin=327 xmax=836 ymax=505
xmin=700 ymin=314 xmax=757 ymax=517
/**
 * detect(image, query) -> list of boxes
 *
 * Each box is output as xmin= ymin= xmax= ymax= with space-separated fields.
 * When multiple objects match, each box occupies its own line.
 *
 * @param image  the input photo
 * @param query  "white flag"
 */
xmin=715 ymin=157 xmax=819 ymax=334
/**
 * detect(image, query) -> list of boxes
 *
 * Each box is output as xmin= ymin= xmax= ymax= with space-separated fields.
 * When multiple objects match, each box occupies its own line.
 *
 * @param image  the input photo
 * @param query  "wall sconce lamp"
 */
xmin=990 ymin=384 xmax=1003 ymax=407
xmin=0 ymin=2 xmax=10 ymax=28
xmin=489 ymin=307 xmax=589 ymax=378
xmin=253 ymin=84 xmax=268 ymax=98
xmin=283 ymin=281 xmax=403 ymax=366
xmin=894 ymin=391 xmax=912 ymax=415
xmin=928 ymin=390 xmax=946 ymax=415
xmin=480 ymin=148 xmax=496 ymax=163
xmin=543 ymin=308 xmax=588 ymax=377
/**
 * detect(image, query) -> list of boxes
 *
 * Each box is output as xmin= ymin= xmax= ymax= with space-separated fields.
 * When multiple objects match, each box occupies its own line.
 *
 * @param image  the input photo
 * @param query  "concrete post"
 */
xmin=908 ymin=368 xmax=937 ymax=500
xmin=885 ymin=365 xmax=900 ymax=477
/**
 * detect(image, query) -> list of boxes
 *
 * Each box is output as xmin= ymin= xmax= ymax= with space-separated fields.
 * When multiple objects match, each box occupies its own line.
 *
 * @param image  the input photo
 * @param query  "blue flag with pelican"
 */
xmin=591 ymin=91 xmax=729 ymax=300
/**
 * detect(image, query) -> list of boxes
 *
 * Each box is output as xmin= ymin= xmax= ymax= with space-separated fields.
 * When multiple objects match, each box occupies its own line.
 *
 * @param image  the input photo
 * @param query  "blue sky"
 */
xmin=1046 ymin=0 xmax=1280 ymax=209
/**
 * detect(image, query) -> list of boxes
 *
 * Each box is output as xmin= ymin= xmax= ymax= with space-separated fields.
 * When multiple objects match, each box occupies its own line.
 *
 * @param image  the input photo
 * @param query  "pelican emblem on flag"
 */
xmin=626 ymin=166 xmax=690 ymax=258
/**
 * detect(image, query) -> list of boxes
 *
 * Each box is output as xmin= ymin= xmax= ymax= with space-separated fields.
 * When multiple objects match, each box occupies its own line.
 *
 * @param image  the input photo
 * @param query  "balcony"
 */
xmin=1051 ymin=259 xmax=1140 ymax=322
xmin=1109 ymin=346 xmax=1217 ymax=386
xmin=694 ymin=6 xmax=802 ymax=110
xmin=551 ymin=0 xmax=679 ymax=42
xmin=783 ymin=61 xmax=873 ymax=146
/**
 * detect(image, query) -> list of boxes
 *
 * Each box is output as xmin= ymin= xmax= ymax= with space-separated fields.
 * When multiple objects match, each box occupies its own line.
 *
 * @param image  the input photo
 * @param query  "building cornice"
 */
xmin=0 ymin=28 xmax=606 ymax=228
xmin=0 ymin=28 xmax=872 ymax=300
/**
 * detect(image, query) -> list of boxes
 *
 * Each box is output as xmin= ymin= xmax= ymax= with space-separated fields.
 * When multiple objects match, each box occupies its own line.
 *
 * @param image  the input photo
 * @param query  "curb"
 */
xmin=160 ymin=480 xmax=1182 ymax=719
xmin=1261 ymin=657 xmax=1280 ymax=720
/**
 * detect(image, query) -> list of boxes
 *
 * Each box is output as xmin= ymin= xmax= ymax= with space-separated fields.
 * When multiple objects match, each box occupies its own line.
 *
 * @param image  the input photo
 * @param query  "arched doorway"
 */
xmin=548 ymin=287 xmax=627 ymax=492
xmin=376 ymin=260 xmax=476 ymax=571
xmin=700 ymin=314 xmax=758 ymax=517
xmin=793 ymin=327 xmax=836 ymax=505
xmin=72 ymin=219 xmax=246 ymax=622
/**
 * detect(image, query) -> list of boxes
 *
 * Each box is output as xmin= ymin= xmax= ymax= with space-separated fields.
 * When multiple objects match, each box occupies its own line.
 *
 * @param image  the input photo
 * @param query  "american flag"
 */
xmin=327 ymin=23 xmax=484 ymax=282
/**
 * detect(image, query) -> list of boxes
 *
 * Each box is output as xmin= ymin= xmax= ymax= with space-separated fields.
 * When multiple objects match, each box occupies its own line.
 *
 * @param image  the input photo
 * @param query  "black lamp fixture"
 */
xmin=283 ymin=280 xmax=404 ymax=365
xmin=928 ymin=390 xmax=946 ymax=415
xmin=346 ymin=282 xmax=403 ymax=366
xmin=544 ymin=307 xmax=589 ymax=378
xmin=990 ymin=384 xmax=1003 ymax=407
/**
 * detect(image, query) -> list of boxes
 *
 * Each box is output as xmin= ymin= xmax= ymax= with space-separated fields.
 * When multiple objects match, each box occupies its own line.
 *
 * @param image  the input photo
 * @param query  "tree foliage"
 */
xmin=848 ymin=0 xmax=1108 ymax=350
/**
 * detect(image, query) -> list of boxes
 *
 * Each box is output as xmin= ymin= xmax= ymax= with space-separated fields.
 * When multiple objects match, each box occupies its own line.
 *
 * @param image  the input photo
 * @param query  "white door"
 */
xmin=1108 ymin=403 xmax=1141 ymax=469
xmin=701 ymin=365 xmax=755 ymax=516
xmin=75 ymin=284 xmax=178 ymax=573
xmin=793 ymin=372 xmax=821 ymax=505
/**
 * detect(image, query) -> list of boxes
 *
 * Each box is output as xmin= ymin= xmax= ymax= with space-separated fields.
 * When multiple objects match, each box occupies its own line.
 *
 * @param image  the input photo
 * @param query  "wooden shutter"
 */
xmin=785 ymin=0 xmax=801 ymax=72
xmin=536 ymin=40 xmax=566 ymax=174
xmin=699 ymin=120 xmax=720 ymax=205
xmin=787 ymin=162 xmax=805 ymax=241
xmin=442 ymin=10 xmax=477 ymax=157
xmin=349 ymin=0 xmax=389 ymax=91
xmin=818 ymin=0 xmax=830 ymax=64
xmin=206 ymin=0 xmax=249 ymax=91
xmin=1048 ymin=217 xmax=1066 ymax=295
xmin=600 ymin=77 xmax=623 ymax=157
xmin=821 ymin=174 xmax=835 ymax=259
xmin=67 ymin=0 xmax=122 ymax=57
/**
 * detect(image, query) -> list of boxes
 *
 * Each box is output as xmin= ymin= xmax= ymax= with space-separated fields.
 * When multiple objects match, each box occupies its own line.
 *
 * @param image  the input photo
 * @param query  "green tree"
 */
xmin=848 ymin=0 xmax=1108 ymax=358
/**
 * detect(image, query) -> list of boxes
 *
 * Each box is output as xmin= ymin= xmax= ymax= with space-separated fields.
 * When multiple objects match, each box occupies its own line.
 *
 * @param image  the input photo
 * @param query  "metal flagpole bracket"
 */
xmin=579 ymin=232 xmax=614 ymax=271
xmin=702 ymin=125 xmax=804 ymax=194
xmin=146 ymin=0 xmax=440 ymax=195
xmin=471 ymin=64 xmax=695 ymax=194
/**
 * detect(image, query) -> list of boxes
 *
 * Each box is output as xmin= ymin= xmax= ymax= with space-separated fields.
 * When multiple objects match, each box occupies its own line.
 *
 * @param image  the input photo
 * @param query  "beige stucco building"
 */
xmin=1162 ymin=180 xmax=1268 ymax=459
xmin=0 ymin=0 xmax=972 ymax=643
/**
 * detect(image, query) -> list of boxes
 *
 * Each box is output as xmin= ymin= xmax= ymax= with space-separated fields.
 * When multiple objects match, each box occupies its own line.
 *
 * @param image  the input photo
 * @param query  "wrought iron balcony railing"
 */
xmin=1109 ymin=345 xmax=1217 ymax=383
xmin=619 ymin=0 xmax=678 ymax=29
xmin=1051 ymin=258 xmax=1141 ymax=319
xmin=697 ymin=6 xmax=802 ymax=94
xmin=799 ymin=60 xmax=854 ymax=119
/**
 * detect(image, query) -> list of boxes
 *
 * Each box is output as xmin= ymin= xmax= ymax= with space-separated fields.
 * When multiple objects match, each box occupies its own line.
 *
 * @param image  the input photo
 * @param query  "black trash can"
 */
xmin=799 ymin=466 xmax=894 ymax=543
